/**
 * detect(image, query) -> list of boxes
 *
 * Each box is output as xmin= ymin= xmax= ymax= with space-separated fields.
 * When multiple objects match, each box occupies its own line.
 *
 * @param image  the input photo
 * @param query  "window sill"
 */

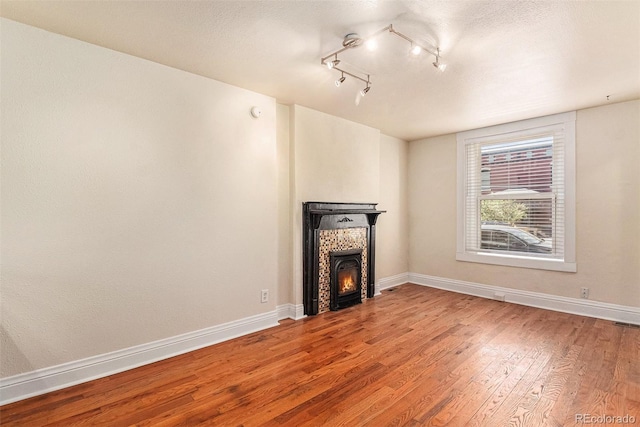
xmin=456 ymin=251 xmax=577 ymax=272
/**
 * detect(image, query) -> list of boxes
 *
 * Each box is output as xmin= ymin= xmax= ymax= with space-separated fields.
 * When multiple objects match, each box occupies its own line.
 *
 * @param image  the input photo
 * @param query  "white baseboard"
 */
xmin=375 ymin=272 xmax=411 ymax=295
xmin=276 ymin=303 xmax=306 ymax=320
xmin=0 ymin=311 xmax=279 ymax=406
xmin=408 ymin=273 xmax=640 ymax=325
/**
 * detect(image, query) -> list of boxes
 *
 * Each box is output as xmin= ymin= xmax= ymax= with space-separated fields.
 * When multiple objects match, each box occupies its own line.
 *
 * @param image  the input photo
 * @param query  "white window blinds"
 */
xmin=456 ymin=112 xmax=576 ymax=272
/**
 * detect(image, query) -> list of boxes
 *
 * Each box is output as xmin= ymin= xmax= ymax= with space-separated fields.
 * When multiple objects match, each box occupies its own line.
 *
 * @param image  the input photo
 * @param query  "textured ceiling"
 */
xmin=2 ymin=0 xmax=639 ymax=141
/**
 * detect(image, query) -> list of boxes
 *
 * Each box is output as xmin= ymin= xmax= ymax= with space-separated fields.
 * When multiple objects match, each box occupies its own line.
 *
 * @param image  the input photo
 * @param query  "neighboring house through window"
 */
xmin=456 ymin=111 xmax=576 ymax=272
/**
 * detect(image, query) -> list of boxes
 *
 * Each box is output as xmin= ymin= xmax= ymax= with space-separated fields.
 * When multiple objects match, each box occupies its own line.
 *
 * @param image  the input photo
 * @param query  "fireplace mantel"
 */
xmin=303 ymin=202 xmax=385 ymax=315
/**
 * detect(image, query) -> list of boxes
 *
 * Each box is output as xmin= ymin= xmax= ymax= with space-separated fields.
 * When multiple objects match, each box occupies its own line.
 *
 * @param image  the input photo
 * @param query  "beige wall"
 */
xmin=378 ymin=135 xmax=409 ymax=279
xmin=291 ymin=105 xmax=381 ymax=204
xmin=1 ymin=19 xmax=278 ymax=377
xmin=276 ymin=104 xmax=292 ymax=305
xmin=408 ymin=100 xmax=640 ymax=307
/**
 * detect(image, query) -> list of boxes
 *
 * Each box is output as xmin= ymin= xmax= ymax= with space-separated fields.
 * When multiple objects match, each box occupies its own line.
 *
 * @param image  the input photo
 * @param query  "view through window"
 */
xmin=478 ymin=137 xmax=558 ymax=256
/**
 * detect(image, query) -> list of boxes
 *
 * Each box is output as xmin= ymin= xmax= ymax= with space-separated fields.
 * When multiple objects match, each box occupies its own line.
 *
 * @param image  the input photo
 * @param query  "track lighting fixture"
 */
xmin=432 ymin=48 xmax=447 ymax=71
xmin=433 ymin=59 xmax=447 ymax=71
xmin=320 ymin=24 xmax=446 ymax=96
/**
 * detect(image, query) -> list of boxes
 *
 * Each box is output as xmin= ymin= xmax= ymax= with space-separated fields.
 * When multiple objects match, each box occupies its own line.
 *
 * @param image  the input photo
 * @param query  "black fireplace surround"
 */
xmin=303 ymin=202 xmax=385 ymax=315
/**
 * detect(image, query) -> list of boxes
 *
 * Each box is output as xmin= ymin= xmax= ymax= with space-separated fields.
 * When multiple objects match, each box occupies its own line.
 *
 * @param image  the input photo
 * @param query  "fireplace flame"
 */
xmin=339 ymin=274 xmax=357 ymax=294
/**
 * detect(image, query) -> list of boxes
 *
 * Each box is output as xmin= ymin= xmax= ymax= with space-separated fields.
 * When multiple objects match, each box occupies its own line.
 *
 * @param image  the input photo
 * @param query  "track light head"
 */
xmin=335 ymin=74 xmax=346 ymax=87
xmin=433 ymin=48 xmax=446 ymax=71
xmin=433 ymin=60 xmax=447 ymax=71
xmin=326 ymin=58 xmax=340 ymax=70
xmin=411 ymin=45 xmax=421 ymax=55
xmin=360 ymin=86 xmax=371 ymax=96
xmin=325 ymin=54 xmax=341 ymax=69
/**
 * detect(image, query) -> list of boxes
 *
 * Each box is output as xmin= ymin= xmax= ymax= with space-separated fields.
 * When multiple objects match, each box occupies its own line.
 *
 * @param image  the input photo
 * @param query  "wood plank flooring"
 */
xmin=1 ymin=284 xmax=639 ymax=426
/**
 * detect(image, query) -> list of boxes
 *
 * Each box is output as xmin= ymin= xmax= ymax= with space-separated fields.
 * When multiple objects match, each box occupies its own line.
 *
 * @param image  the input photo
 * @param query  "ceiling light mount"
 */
xmin=321 ymin=24 xmax=446 ymax=96
xmin=342 ymin=33 xmax=363 ymax=48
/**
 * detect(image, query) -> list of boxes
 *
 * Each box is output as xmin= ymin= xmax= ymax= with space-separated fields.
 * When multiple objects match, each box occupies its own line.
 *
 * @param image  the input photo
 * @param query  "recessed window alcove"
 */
xmin=303 ymin=202 xmax=385 ymax=315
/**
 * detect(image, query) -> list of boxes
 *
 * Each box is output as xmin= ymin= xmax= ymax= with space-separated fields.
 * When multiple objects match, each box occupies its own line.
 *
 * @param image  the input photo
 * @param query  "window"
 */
xmin=481 ymin=168 xmax=491 ymax=192
xmin=456 ymin=112 xmax=576 ymax=272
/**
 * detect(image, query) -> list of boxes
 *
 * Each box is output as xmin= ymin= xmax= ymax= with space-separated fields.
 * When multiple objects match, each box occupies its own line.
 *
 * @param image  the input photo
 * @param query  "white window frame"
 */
xmin=456 ymin=111 xmax=576 ymax=272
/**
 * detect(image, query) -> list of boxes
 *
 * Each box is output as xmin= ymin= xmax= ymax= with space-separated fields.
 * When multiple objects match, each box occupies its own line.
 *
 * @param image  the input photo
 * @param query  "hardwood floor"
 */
xmin=2 ymin=284 xmax=639 ymax=426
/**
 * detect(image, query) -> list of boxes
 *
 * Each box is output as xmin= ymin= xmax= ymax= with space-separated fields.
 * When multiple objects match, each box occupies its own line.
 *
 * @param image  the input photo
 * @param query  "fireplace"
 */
xmin=303 ymin=202 xmax=385 ymax=315
xmin=330 ymin=249 xmax=363 ymax=311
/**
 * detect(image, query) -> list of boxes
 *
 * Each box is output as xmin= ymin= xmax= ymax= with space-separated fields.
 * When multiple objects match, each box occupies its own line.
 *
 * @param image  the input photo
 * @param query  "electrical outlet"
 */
xmin=261 ymin=289 xmax=269 ymax=303
xmin=580 ymin=287 xmax=589 ymax=299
